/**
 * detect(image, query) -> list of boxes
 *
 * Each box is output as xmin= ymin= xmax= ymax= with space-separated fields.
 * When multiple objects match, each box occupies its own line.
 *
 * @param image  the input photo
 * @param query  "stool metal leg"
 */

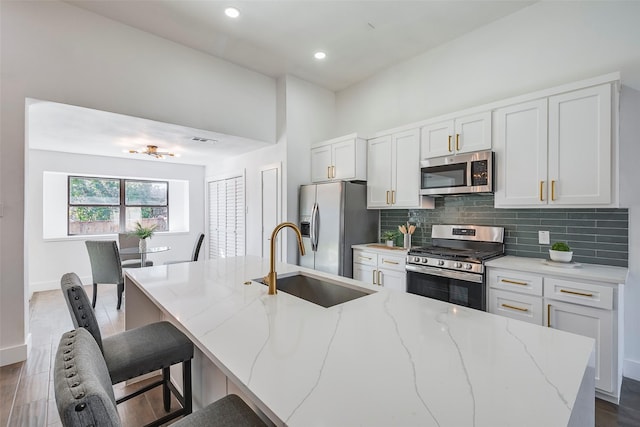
xmin=162 ymin=367 xmax=171 ymax=412
xmin=183 ymin=360 xmax=192 ymax=415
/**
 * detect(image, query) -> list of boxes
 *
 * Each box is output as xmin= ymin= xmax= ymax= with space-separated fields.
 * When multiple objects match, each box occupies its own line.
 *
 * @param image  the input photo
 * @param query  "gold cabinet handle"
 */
xmin=386 ymin=190 xmax=390 ymax=205
xmin=331 ymin=165 xmax=336 ymax=178
xmin=551 ymin=180 xmax=556 ymax=201
xmin=359 ymin=256 xmax=372 ymax=261
xmin=547 ymin=304 xmax=551 ymax=327
xmin=447 ymin=135 xmax=452 ymax=152
xmin=372 ymin=270 xmax=377 ymax=285
xmin=540 ymin=181 xmax=545 ymax=202
xmin=327 ymin=166 xmax=331 ymax=179
xmin=455 ymin=133 xmax=460 ymax=151
xmin=391 ymin=190 xmax=396 ymax=205
xmin=501 ymin=279 xmax=528 ymax=286
xmin=383 ymin=260 xmax=399 ymax=265
xmin=377 ymin=270 xmax=382 ymax=286
xmin=501 ymin=303 xmax=528 ymax=312
xmin=560 ymin=289 xmax=593 ymax=297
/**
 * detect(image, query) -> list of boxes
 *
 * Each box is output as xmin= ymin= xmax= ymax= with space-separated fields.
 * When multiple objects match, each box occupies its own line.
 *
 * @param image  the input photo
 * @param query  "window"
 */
xmin=68 ymin=176 xmax=168 ymax=235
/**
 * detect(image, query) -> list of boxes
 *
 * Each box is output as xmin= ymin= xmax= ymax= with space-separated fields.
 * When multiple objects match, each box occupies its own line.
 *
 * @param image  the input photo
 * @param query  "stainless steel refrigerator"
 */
xmin=299 ymin=181 xmax=378 ymax=278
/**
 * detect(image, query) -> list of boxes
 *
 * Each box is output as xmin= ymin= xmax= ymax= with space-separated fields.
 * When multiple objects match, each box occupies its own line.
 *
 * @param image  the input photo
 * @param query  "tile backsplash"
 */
xmin=380 ymin=194 xmax=628 ymax=267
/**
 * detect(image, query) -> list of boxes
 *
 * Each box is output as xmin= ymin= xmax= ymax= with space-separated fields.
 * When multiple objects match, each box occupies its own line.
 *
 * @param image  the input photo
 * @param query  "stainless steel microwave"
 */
xmin=420 ymin=150 xmax=493 ymax=196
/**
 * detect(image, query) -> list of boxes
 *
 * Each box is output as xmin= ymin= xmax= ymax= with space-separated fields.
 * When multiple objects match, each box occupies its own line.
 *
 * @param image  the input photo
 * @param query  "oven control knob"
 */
xmin=438 ymin=260 xmax=445 ymax=266
xmin=465 ymin=264 xmax=473 ymax=270
xmin=454 ymin=262 xmax=462 ymax=269
xmin=421 ymin=257 xmax=429 ymax=264
xmin=413 ymin=257 xmax=421 ymax=263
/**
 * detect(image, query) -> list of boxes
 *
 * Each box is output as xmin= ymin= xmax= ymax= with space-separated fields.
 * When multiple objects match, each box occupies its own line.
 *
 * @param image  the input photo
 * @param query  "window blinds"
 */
xmin=208 ymin=176 xmax=245 ymax=259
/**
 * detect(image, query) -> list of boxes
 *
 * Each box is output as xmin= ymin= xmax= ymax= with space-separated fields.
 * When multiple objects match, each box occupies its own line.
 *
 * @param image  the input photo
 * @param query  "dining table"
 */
xmin=119 ymin=245 xmax=170 ymax=266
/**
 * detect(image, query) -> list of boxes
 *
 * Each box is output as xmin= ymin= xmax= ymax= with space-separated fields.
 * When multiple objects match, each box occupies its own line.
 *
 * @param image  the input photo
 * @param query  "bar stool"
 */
xmin=54 ymin=328 xmax=267 ymax=427
xmin=60 ymin=272 xmax=194 ymax=426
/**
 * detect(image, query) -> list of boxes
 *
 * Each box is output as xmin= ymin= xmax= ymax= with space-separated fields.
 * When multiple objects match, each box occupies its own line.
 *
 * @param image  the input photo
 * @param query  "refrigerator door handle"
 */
xmin=310 ymin=202 xmax=319 ymax=251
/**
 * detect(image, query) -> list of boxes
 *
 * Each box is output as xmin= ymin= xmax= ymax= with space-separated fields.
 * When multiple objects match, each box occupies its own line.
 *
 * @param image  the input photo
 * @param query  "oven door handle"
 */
xmin=406 ymin=264 xmax=483 ymax=283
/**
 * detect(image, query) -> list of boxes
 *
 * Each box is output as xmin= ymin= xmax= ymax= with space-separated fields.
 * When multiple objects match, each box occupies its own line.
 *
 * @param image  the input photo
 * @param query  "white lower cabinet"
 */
xmin=487 ymin=266 xmax=622 ymax=402
xmin=353 ymin=248 xmax=406 ymax=292
xmin=488 ymin=269 xmax=543 ymax=325
xmin=489 ymin=288 xmax=543 ymax=325
xmin=545 ymin=299 xmax=614 ymax=394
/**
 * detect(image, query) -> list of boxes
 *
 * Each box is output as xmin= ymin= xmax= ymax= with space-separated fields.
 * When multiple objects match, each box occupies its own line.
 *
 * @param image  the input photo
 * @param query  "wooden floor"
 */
xmin=2 ymin=284 xmax=640 ymax=426
xmin=0 ymin=284 xmax=180 ymax=427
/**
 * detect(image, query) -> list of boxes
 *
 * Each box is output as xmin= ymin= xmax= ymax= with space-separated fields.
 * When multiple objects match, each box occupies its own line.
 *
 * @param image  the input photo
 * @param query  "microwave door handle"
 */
xmin=467 ymin=161 xmax=472 ymax=187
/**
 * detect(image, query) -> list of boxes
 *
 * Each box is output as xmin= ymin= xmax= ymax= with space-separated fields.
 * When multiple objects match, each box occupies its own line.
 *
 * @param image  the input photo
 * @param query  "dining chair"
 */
xmin=165 ymin=233 xmax=205 ymax=265
xmin=85 ymin=240 xmax=125 ymax=309
xmin=118 ymin=233 xmax=153 ymax=268
xmin=54 ymin=328 xmax=266 ymax=427
xmin=60 ymin=272 xmax=197 ymax=426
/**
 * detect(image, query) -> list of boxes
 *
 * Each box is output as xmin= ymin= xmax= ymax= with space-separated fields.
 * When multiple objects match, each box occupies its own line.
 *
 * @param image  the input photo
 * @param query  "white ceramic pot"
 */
xmin=139 ymin=237 xmax=148 ymax=253
xmin=386 ymin=240 xmax=394 ymax=247
xmin=549 ymin=249 xmax=573 ymax=262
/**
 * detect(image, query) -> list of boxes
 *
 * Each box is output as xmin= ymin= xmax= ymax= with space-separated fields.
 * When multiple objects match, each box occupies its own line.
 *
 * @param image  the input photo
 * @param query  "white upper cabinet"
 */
xmin=548 ymin=84 xmax=612 ymax=205
xmin=494 ymin=99 xmax=548 ymax=206
xmin=421 ymin=111 xmax=491 ymax=159
xmin=367 ymin=129 xmax=433 ymax=209
xmin=310 ymin=134 xmax=367 ymax=183
xmin=495 ymin=83 xmax=613 ymax=207
xmin=366 ymin=135 xmax=393 ymax=208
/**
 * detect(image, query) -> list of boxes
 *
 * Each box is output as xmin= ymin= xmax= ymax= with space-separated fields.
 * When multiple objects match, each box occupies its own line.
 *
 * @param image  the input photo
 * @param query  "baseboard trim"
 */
xmin=30 ymin=275 xmax=92 ymax=294
xmin=0 ymin=333 xmax=31 ymax=367
xmin=624 ymin=358 xmax=640 ymax=381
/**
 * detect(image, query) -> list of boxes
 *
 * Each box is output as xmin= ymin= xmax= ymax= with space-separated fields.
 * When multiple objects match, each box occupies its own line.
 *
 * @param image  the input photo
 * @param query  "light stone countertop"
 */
xmin=485 ymin=255 xmax=628 ymax=285
xmin=352 ymin=243 xmax=409 ymax=254
xmin=125 ymin=255 xmax=595 ymax=426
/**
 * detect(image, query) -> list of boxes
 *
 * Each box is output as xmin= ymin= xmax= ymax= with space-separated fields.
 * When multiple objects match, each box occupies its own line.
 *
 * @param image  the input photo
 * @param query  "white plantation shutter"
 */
xmin=208 ymin=176 xmax=245 ymax=259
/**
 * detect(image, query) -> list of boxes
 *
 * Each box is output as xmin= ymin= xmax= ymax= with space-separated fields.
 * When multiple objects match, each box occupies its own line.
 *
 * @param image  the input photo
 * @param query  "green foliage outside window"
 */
xmin=68 ymin=176 xmax=168 ymax=235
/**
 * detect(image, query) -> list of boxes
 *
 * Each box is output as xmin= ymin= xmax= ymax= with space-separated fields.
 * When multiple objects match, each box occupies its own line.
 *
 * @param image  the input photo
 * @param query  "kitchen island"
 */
xmin=124 ymin=256 xmax=595 ymax=426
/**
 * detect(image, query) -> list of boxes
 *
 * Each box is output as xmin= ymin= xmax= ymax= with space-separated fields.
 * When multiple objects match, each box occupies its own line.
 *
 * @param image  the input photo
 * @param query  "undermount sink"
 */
xmin=254 ymin=272 xmax=372 ymax=308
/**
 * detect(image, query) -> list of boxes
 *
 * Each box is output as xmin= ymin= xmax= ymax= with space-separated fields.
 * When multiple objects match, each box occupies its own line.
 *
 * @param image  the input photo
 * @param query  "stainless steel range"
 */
xmin=406 ymin=224 xmax=504 ymax=311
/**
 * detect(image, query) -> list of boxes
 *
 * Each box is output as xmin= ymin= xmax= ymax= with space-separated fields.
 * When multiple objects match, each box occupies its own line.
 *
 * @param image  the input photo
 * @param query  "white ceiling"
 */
xmin=28 ymin=99 xmax=271 ymax=165
xmin=66 ymin=0 xmax=534 ymax=92
xmin=34 ymin=1 xmax=535 ymax=165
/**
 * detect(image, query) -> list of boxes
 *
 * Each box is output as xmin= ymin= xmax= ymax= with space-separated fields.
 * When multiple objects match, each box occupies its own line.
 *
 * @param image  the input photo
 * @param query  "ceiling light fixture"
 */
xmin=225 ymin=7 xmax=240 ymax=18
xmin=129 ymin=145 xmax=175 ymax=159
xmin=314 ymin=51 xmax=327 ymax=60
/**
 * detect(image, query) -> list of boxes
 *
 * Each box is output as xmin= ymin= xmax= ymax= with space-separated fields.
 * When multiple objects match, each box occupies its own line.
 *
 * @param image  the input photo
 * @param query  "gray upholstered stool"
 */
xmin=54 ymin=328 xmax=267 ymax=427
xmin=61 ymin=272 xmax=194 ymax=426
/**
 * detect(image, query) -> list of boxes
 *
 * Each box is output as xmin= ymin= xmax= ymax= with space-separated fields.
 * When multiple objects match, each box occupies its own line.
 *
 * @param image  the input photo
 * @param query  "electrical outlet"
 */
xmin=539 ymin=231 xmax=550 ymax=245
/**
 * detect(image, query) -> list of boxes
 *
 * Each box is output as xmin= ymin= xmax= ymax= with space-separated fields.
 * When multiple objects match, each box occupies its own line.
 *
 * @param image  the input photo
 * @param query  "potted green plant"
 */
xmin=132 ymin=222 xmax=157 ymax=252
xmin=549 ymin=241 xmax=573 ymax=262
xmin=381 ymin=230 xmax=398 ymax=247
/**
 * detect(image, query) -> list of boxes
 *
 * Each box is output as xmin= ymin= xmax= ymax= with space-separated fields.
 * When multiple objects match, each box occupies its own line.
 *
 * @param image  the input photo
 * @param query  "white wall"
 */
xmin=28 ymin=149 xmax=204 ymax=294
xmin=205 ymin=75 xmax=336 ymax=262
xmin=335 ymin=1 xmax=640 ymax=136
xmin=282 ymin=76 xmax=336 ymax=261
xmin=0 ymin=0 xmax=276 ymax=365
xmin=334 ymin=1 xmax=640 ymax=379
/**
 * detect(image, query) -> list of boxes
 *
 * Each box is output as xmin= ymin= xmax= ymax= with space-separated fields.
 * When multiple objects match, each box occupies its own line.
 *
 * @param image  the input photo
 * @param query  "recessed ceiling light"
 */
xmin=225 ymin=7 xmax=240 ymax=18
xmin=314 ymin=51 xmax=326 ymax=60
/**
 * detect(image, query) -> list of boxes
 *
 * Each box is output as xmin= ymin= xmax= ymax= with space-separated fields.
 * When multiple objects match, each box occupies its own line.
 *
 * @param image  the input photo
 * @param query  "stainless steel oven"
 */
xmin=420 ymin=150 xmax=493 ymax=196
xmin=405 ymin=225 xmax=504 ymax=311
xmin=406 ymin=265 xmax=485 ymax=310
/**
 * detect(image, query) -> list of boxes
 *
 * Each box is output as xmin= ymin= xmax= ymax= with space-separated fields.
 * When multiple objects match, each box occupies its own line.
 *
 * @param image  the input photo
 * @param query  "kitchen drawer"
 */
xmin=353 ymin=250 xmax=377 ymax=267
xmin=489 ymin=289 xmax=543 ymax=325
xmin=488 ymin=268 xmax=543 ymax=296
xmin=378 ymin=254 xmax=406 ymax=272
xmin=544 ymin=278 xmax=613 ymax=310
